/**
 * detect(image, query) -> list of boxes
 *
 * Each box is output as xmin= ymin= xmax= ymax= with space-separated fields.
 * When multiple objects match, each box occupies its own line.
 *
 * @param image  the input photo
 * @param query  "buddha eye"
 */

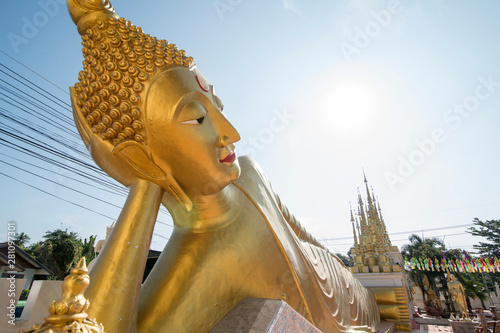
xmin=214 ymin=95 xmax=225 ymax=113
xmin=180 ymin=116 xmax=205 ymax=125
xmin=179 ymin=101 xmax=207 ymax=125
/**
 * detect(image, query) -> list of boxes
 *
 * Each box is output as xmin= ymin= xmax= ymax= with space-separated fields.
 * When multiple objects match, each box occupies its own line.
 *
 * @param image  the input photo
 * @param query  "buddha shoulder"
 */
xmin=234 ymin=155 xmax=274 ymax=191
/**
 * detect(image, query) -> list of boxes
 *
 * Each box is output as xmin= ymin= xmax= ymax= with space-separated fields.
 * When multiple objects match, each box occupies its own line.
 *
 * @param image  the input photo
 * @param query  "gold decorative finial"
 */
xmin=67 ymin=0 xmax=118 ymax=35
xmin=20 ymin=257 xmax=105 ymax=333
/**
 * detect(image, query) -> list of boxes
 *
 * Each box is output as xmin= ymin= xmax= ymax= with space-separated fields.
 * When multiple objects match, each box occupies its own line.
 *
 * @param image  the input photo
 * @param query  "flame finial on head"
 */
xmin=67 ymin=0 xmax=118 ymax=35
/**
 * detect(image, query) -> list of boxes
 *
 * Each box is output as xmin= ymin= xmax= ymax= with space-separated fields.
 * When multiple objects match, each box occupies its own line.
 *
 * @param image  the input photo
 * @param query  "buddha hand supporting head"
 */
xmin=68 ymin=0 xmax=241 ymax=210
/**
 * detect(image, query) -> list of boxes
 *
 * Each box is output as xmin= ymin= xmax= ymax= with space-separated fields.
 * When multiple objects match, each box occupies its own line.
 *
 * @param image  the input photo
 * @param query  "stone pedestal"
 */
xmin=374 ymin=321 xmax=396 ymax=333
xmin=210 ymin=298 xmax=321 ymax=333
xmin=450 ymin=321 xmax=476 ymax=333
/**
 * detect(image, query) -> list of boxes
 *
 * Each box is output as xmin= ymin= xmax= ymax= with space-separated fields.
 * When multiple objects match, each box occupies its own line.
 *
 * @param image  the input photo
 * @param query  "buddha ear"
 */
xmin=112 ymin=141 xmax=193 ymax=211
xmin=112 ymin=141 xmax=167 ymax=180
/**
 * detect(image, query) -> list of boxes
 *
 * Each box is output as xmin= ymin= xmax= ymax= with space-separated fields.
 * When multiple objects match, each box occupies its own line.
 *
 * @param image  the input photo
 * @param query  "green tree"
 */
xmin=81 ymin=235 xmax=97 ymax=264
xmin=31 ymin=229 xmax=83 ymax=280
xmin=335 ymin=252 xmax=353 ymax=267
xmin=13 ymin=232 xmax=31 ymax=248
xmin=467 ymin=218 xmax=500 ymax=258
xmin=25 ymin=241 xmax=43 ymax=259
xmin=401 ymin=234 xmax=453 ymax=312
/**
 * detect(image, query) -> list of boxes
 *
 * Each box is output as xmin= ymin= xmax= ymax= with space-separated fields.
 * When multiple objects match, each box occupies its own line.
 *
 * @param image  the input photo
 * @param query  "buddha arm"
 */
xmin=86 ymin=180 xmax=163 ymax=333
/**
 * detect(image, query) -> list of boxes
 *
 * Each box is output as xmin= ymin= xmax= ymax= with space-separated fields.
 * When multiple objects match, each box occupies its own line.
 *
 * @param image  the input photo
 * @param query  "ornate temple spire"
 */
xmin=370 ymin=187 xmax=384 ymax=253
xmin=349 ymin=171 xmax=401 ymax=273
xmin=371 ymin=187 xmax=380 ymax=222
xmin=362 ymin=174 xmax=378 ymax=251
xmin=364 ymin=171 xmax=373 ymax=205
xmin=350 ymin=202 xmax=359 ymax=247
xmin=377 ymin=197 xmax=384 ymax=224
xmin=357 ymin=188 xmax=370 ymax=249
xmin=350 ymin=202 xmax=366 ymax=271
xmin=356 ymin=217 xmax=361 ymax=241
xmin=376 ymin=196 xmax=392 ymax=252
xmin=357 ymin=188 xmax=367 ymax=226
xmin=364 ymin=175 xmax=376 ymax=217
xmin=363 ymin=175 xmax=376 ymax=227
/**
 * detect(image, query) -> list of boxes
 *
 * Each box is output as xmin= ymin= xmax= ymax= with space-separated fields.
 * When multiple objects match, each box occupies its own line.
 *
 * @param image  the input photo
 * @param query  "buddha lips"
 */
xmin=220 ymin=152 xmax=236 ymax=163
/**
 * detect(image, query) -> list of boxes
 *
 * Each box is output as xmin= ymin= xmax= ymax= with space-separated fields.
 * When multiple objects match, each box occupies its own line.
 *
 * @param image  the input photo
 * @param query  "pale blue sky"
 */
xmin=0 ymin=0 xmax=499 ymax=254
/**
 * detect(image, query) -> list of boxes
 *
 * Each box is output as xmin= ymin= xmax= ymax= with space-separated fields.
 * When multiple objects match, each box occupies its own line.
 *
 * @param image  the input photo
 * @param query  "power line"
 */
xmin=0 ymin=49 xmax=69 ymax=95
xmin=0 ymin=96 xmax=78 ymax=138
xmin=0 ymin=109 xmax=88 ymax=158
xmin=0 ymin=80 xmax=72 ymax=124
xmin=0 ymin=138 xmax=126 ymax=194
xmin=0 ymin=171 xmax=116 ymax=220
xmin=0 ymin=128 xmax=102 ymax=174
xmin=0 ymin=159 xmax=173 ymax=228
xmin=0 ymin=152 xmax=123 ymax=196
xmin=153 ymin=233 xmax=170 ymax=240
xmin=0 ymin=159 xmax=124 ymax=210
xmin=385 ymin=202 xmax=500 ymax=219
xmin=324 ymin=232 xmax=470 ymax=248
xmin=0 ymin=57 xmax=175 ymax=234
xmin=319 ymin=223 xmax=474 ymax=242
xmin=0 ymin=66 xmax=70 ymax=109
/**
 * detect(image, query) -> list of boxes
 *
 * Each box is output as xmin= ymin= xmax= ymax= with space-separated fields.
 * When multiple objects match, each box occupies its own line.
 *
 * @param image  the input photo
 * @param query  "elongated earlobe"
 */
xmin=113 ymin=141 xmax=166 ymax=179
xmin=113 ymin=141 xmax=192 ymax=211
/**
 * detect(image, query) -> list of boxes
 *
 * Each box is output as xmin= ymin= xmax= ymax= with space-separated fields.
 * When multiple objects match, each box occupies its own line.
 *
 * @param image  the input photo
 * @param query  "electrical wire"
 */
xmin=319 ymin=223 xmax=475 ymax=242
xmin=0 ymin=64 xmax=70 ymax=108
xmin=0 ymin=159 xmax=124 ymax=209
xmin=0 ymin=56 xmax=175 ymax=237
xmin=0 ymin=152 xmax=123 ymax=196
xmin=0 ymin=49 xmax=69 ymax=95
xmin=0 ymin=171 xmax=116 ymax=220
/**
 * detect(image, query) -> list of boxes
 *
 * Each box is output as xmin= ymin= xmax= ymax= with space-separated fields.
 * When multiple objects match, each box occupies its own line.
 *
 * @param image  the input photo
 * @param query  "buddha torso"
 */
xmin=137 ymin=156 xmax=379 ymax=333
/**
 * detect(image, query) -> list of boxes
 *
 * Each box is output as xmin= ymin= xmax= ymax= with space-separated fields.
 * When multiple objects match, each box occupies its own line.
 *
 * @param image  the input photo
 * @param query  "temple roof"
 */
xmin=0 ymin=242 xmax=52 ymax=276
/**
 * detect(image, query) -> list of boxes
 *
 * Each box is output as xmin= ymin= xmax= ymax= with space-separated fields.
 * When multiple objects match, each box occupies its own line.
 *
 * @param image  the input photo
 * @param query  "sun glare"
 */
xmin=321 ymin=80 xmax=378 ymax=133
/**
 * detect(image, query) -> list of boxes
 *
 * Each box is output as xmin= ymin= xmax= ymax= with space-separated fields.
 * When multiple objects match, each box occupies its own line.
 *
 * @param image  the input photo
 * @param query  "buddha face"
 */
xmin=145 ymin=67 xmax=241 ymax=197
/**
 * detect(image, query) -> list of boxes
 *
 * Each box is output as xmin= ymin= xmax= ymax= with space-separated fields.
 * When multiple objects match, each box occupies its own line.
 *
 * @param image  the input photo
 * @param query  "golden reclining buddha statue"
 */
xmin=66 ymin=0 xmax=381 ymax=332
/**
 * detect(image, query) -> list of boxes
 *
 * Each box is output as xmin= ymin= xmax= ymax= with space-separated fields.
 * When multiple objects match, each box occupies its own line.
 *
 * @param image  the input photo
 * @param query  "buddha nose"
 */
xmin=215 ymin=114 xmax=241 ymax=148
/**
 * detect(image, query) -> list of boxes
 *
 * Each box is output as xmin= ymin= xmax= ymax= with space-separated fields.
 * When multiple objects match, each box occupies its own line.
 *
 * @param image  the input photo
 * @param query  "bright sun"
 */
xmin=321 ymin=80 xmax=378 ymax=133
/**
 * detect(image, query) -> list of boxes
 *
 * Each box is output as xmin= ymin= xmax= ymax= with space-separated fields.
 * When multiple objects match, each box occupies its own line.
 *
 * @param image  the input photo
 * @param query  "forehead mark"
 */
xmin=195 ymin=75 xmax=210 ymax=92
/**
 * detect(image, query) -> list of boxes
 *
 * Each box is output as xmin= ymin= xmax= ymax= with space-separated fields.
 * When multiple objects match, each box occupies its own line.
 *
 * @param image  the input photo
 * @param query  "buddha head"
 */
xmin=68 ymin=0 xmax=241 ymax=210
